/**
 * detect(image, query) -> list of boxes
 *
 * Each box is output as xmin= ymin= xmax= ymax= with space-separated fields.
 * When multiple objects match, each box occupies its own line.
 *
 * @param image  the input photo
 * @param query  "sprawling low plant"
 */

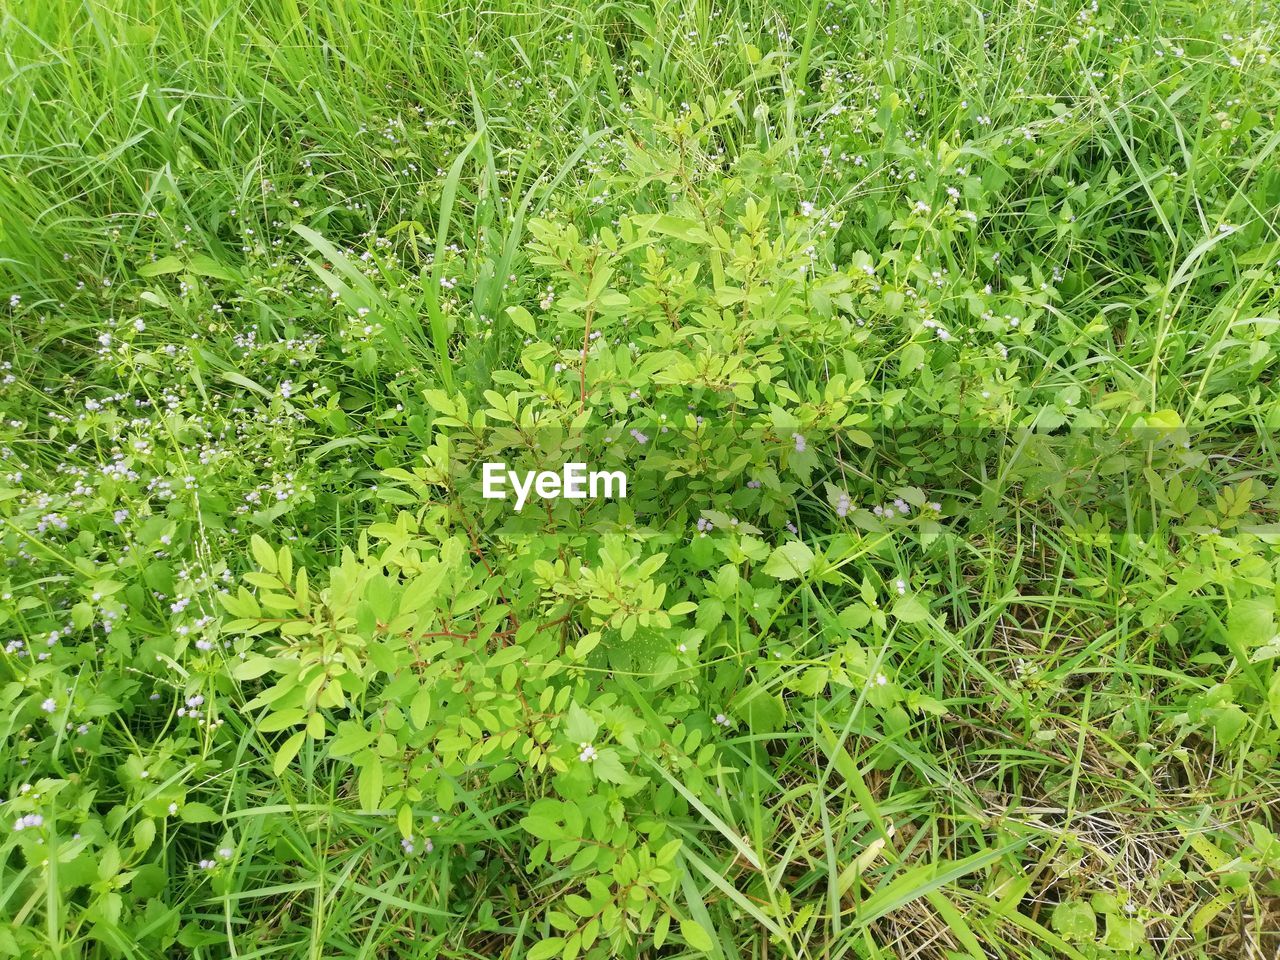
xmin=3 ymin=1 xmax=1280 ymax=958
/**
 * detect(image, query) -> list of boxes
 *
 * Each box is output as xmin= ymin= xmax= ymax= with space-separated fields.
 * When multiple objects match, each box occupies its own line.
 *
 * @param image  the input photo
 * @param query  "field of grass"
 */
xmin=2 ymin=1 xmax=1280 ymax=957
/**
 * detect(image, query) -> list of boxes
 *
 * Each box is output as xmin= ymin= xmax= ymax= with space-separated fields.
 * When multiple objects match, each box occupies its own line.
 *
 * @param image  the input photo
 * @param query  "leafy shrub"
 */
xmin=2 ymin=1 xmax=1280 ymax=958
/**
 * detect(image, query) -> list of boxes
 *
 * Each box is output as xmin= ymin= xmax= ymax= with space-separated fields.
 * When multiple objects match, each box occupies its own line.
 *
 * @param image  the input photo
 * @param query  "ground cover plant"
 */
xmin=2 ymin=0 xmax=1280 ymax=957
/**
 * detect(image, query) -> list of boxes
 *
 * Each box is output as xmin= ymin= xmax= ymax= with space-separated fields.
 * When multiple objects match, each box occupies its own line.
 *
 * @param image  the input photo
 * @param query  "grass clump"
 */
xmin=1 ymin=1 xmax=1279 ymax=958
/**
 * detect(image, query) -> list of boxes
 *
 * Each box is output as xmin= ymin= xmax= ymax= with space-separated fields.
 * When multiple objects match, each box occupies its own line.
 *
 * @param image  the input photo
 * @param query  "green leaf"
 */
xmin=1212 ymin=703 xmax=1247 ymax=744
xmin=72 ymin=602 xmax=94 ymax=631
xmin=507 ymin=305 xmax=537 ymax=335
xmin=891 ymin=595 xmax=929 ymax=624
xmin=1104 ymin=913 xmax=1146 ymax=951
xmin=1142 ymin=408 xmax=1183 ymax=431
xmin=180 ymin=803 xmax=219 ymax=823
xmin=232 ymin=656 xmax=276 ymax=681
xmin=1229 ymin=597 xmax=1275 ymax=647
xmin=520 ymin=815 xmax=565 ymax=841
xmin=680 ymin=919 xmax=715 ymax=953
xmin=1051 ymin=902 xmax=1097 ymax=942
xmin=762 ymin=540 xmax=814 ymax=580
xmin=730 ymin=682 xmax=785 ymax=732
xmin=526 ymin=938 xmax=565 ymax=960
xmin=187 ymin=254 xmax=239 ymax=281
xmin=328 ymin=721 xmax=375 ymax=757
xmin=358 ymin=759 xmax=384 ymax=811
xmin=900 ymin=341 xmax=924 ymax=369
xmin=906 ymin=690 xmax=949 ymax=716
xmin=132 ymin=817 xmax=156 ymax=852
xmin=273 ymin=732 xmax=306 ymax=776
xmin=592 ymin=748 xmax=629 ymax=784
xmin=220 ymin=370 xmax=272 ymax=399
xmin=402 ymin=574 xmax=441 ymax=613
xmin=251 ymin=534 xmax=277 ymax=572
xmin=563 ymin=702 xmax=598 ymax=744
xmin=138 ymin=256 xmax=184 ymax=277
xmin=410 ymin=686 xmax=432 ymax=728
xmin=645 ymin=215 xmax=704 ymax=242
xmin=259 ymin=708 xmax=305 ymax=733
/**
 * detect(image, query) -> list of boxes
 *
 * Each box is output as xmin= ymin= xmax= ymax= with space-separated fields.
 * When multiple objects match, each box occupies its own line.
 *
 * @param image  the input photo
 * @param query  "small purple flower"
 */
xmin=792 ymin=433 xmax=806 ymax=453
xmin=836 ymin=493 xmax=851 ymax=517
xmin=40 ymin=698 xmax=56 ymax=714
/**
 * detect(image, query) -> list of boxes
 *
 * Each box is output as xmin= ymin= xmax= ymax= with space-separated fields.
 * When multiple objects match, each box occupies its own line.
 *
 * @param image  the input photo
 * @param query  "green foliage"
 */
xmin=1 ymin=0 xmax=1279 ymax=958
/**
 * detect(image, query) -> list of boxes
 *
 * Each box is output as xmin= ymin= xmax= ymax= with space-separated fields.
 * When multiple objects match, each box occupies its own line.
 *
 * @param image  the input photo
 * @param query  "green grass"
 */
xmin=1 ymin=1 xmax=1279 ymax=959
